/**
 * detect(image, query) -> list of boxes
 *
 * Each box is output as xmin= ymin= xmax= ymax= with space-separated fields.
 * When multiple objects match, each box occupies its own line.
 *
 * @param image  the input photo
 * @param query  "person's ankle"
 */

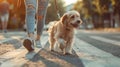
xmin=35 ymin=39 xmax=42 ymax=48
xmin=36 ymin=35 xmax=40 ymax=41
xmin=28 ymin=33 xmax=35 ymax=40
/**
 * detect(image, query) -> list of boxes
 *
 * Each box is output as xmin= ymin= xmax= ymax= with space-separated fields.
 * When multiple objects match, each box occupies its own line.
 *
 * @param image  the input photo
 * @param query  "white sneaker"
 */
xmin=35 ymin=40 xmax=42 ymax=48
xmin=23 ymin=34 xmax=35 ymax=52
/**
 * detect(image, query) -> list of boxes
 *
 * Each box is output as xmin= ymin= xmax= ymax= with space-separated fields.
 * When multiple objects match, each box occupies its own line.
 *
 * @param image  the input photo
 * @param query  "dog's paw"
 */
xmin=50 ymin=49 xmax=55 ymax=52
xmin=58 ymin=39 xmax=66 ymax=45
xmin=59 ymin=44 xmax=64 ymax=51
xmin=64 ymin=52 xmax=72 ymax=55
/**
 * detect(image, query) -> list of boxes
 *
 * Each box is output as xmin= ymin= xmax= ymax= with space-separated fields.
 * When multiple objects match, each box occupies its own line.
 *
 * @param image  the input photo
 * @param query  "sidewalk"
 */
xmin=0 ymin=31 xmax=26 ymax=55
xmin=0 ymin=31 xmax=26 ymax=44
xmin=0 ymin=31 xmax=48 ymax=44
xmin=83 ymin=28 xmax=120 ymax=33
xmin=0 ymin=31 xmax=49 ymax=67
xmin=78 ymin=29 xmax=120 ymax=34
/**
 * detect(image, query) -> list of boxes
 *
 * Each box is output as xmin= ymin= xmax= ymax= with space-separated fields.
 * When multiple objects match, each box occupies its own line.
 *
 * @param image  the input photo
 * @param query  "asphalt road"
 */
xmin=74 ymin=30 xmax=120 ymax=67
xmin=25 ymin=30 xmax=120 ymax=67
xmin=0 ymin=30 xmax=120 ymax=67
xmin=76 ymin=30 xmax=120 ymax=58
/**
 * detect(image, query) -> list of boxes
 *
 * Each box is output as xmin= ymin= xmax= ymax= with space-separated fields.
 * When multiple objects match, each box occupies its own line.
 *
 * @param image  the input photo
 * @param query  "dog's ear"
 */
xmin=61 ymin=14 xmax=67 ymax=24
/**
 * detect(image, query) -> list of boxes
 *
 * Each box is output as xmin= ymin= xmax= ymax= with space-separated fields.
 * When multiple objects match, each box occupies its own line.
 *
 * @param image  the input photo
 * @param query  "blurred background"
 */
xmin=0 ymin=0 xmax=120 ymax=30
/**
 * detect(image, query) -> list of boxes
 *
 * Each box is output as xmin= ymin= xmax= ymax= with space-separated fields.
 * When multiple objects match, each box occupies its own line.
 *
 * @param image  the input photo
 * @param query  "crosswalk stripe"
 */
xmin=89 ymin=36 xmax=120 ymax=46
xmin=73 ymin=37 xmax=120 ymax=67
xmin=0 ymin=36 xmax=24 ymax=44
xmin=41 ymin=35 xmax=48 ymax=47
xmin=115 ymin=36 xmax=120 ymax=38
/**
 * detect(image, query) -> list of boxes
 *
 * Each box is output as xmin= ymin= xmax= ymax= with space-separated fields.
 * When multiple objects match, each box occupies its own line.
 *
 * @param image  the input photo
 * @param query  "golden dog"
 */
xmin=48 ymin=10 xmax=82 ymax=55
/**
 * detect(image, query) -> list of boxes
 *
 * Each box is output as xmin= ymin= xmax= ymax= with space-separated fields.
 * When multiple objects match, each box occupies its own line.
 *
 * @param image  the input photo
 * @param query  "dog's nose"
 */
xmin=77 ymin=20 xmax=80 ymax=23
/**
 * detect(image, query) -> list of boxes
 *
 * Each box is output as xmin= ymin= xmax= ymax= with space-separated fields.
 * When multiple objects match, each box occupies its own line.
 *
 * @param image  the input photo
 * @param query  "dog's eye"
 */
xmin=71 ymin=15 xmax=75 ymax=19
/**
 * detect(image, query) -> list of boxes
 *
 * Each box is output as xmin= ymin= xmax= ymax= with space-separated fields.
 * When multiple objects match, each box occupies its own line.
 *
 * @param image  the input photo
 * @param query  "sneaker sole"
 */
xmin=23 ymin=39 xmax=34 ymax=52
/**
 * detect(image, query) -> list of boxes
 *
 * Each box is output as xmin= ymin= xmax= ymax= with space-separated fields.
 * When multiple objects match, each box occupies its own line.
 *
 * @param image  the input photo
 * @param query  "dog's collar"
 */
xmin=63 ymin=23 xmax=71 ymax=31
xmin=66 ymin=27 xmax=71 ymax=31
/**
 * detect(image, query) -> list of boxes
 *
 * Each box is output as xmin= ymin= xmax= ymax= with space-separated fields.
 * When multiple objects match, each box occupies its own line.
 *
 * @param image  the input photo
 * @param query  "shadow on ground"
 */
xmin=22 ymin=48 xmax=84 ymax=67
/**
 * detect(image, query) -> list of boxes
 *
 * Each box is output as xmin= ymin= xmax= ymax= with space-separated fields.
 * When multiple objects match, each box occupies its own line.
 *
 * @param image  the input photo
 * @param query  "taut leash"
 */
xmin=54 ymin=0 xmax=60 ymax=19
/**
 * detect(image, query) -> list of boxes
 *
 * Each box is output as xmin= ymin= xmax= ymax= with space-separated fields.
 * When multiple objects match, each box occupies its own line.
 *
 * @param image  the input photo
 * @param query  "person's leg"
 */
xmin=4 ymin=13 xmax=9 ymax=32
xmin=25 ymin=0 xmax=37 ymax=34
xmin=1 ymin=15 xmax=6 ymax=32
xmin=36 ymin=0 xmax=49 ymax=40
xmin=1 ymin=22 xmax=5 ymax=32
xmin=23 ymin=0 xmax=37 ymax=52
xmin=35 ymin=0 xmax=49 ymax=47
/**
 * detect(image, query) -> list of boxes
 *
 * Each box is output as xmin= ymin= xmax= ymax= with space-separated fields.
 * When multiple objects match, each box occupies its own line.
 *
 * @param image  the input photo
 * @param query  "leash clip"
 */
xmin=57 ymin=12 xmax=60 ymax=19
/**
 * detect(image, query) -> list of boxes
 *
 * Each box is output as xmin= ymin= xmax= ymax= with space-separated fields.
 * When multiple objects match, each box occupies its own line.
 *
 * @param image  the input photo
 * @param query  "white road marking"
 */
xmin=0 ymin=36 xmax=23 ymax=44
xmin=41 ymin=36 xmax=48 ymax=47
xmin=90 ymin=36 xmax=120 ymax=46
xmin=73 ymin=37 xmax=120 ymax=67
xmin=115 ymin=36 xmax=120 ymax=38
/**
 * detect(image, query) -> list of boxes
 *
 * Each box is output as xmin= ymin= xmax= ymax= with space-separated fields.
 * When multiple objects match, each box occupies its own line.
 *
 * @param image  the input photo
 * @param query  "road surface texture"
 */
xmin=0 ymin=30 xmax=120 ymax=67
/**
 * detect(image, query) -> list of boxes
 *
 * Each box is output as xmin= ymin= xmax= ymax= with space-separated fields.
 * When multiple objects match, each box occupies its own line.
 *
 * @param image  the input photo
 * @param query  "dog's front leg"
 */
xmin=56 ymin=38 xmax=66 ymax=52
xmin=49 ymin=38 xmax=55 ymax=51
xmin=64 ymin=41 xmax=73 ymax=55
xmin=49 ymin=33 xmax=56 ymax=51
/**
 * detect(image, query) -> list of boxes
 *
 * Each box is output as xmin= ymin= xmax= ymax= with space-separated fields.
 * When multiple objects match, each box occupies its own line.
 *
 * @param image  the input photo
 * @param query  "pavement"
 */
xmin=0 ymin=31 xmax=49 ymax=67
xmin=0 ymin=30 xmax=120 ymax=67
xmin=0 ymin=31 xmax=25 ymax=44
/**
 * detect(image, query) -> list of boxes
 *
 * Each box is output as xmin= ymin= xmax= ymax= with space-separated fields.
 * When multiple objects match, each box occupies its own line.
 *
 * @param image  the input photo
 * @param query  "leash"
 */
xmin=17 ymin=0 xmax=21 ymax=8
xmin=54 ymin=0 xmax=60 ymax=19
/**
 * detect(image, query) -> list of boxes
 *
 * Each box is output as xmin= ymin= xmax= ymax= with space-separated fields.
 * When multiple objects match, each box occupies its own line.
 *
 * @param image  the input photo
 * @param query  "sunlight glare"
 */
xmin=64 ymin=0 xmax=82 ymax=5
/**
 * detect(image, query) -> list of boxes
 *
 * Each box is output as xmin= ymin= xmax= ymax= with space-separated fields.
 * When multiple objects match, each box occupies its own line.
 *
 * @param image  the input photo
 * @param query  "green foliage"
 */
xmin=46 ymin=0 xmax=66 ymax=24
xmin=73 ymin=0 xmax=120 ymax=28
xmin=113 ymin=0 xmax=120 ymax=14
xmin=74 ymin=0 xmax=94 ymax=19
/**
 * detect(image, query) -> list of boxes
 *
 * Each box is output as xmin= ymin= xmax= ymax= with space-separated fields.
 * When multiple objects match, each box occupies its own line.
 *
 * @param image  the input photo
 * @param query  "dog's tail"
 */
xmin=47 ymin=21 xmax=57 ymax=33
xmin=47 ymin=26 xmax=53 ymax=33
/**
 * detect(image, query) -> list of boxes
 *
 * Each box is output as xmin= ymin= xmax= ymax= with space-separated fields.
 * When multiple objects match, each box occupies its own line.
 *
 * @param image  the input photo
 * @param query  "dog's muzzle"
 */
xmin=71 ymin=20 xmax=82 ymax=28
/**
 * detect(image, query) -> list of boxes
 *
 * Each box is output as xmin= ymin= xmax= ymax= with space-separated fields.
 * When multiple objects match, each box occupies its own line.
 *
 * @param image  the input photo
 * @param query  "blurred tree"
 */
xmin=112 ymin=0 xmax=120 ymax=27
xmin=7 ymin=0 xmax=25 ymax=29
xmin=92 ymin=0 xmax=111 ymax=28
xmin=113 ymin=0 xmax=120 ymax=14
xmin=74 ymin=0 xmax=115 ymax=28
xmin=46 ymin=0 xmax=65 ymax=24
xmin=74 ymin=0 xmax=93 ymax=29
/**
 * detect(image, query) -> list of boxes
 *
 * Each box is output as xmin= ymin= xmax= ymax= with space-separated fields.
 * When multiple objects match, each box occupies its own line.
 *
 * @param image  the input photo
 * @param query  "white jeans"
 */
xmin=0 ymin=13 xmax=9 ymax=23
